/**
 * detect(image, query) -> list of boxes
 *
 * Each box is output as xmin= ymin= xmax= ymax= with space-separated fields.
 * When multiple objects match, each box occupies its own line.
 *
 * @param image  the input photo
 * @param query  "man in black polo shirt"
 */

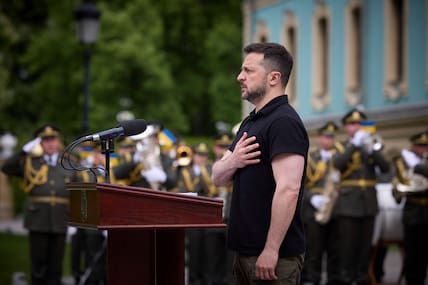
xmin=212 ymin=42 xmax=308 ymax=284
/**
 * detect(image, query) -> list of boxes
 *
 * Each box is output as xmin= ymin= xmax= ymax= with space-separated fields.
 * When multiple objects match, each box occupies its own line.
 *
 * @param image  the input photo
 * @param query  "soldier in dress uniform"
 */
xmin=1 ymin=124 xmax=74 ymax=285
xmin=205 ymin=134 xmax=234 ymax=285
xmin=392 ymin=130 xmax=428 ymax=285
xmin=332 ymin=109 xmax=390 ymax=284
xmin=71 ymin=142 xmax=107 ymax=285
xmin=171 ymin=142 xmax=216 ymax=196
xmin=302 ymin=121 xmax=343 ymax=285
xmin=112 ymin=137 xmax=137 ymax=185
xmin=212 ymin=134 xmax=234 ymax=220
xmin=112 ymin=122 xmax=176 ymax=190
xmin=172 ymin=142 xmax=216 ymax=285
xmin=116 ymin=137 xmax=136 ymax=164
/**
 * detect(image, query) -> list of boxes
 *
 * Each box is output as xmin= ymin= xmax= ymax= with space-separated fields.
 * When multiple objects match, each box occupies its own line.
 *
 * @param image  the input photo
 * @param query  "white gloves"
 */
xmin=351 ymin=130 xmax=370 ymax=147
xmin=310 ymin=194 xmax=328 ymax=210
xmin=22 ymin=137 xmax=41 ymax=153
xmin=402 ymin=149 xmax=421 ymax=168
xmin=329 ymin=170 xmax=341 ymax=183
xmin=141 ymin=167 xmax=167 ymax=184
xmin=320 ymin=149 xmax=332 ymax=162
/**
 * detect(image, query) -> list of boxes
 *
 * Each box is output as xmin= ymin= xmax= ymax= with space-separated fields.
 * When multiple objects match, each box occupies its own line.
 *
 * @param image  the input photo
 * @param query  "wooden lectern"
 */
xmin=68 ymin=182 xmax=225 ymax=285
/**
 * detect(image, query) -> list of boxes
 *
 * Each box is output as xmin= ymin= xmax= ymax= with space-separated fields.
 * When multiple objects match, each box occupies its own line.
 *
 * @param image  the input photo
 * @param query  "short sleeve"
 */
xmin=268 ymin=117 xmax=308 ymax=160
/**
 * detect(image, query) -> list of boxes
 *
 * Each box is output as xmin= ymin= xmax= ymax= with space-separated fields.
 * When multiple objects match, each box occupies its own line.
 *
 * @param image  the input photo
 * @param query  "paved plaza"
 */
xmin=1 ymin=217 xmax=410 ymax=285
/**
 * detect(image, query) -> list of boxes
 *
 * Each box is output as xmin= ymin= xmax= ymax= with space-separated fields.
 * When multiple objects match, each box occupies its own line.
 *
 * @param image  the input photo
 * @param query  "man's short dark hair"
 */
xmin=243 ymin=42 xmax=293 ymax=88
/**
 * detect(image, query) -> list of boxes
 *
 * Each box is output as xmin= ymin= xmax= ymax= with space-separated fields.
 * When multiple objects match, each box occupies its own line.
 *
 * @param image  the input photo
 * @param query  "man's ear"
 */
xmin=269 ymin=71 xmax=282 ymax=85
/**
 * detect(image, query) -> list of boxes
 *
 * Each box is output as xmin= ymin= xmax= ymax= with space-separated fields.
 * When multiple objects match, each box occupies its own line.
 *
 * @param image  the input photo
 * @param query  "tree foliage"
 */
xmin=0 ymin=0 xmax=242 ymax=142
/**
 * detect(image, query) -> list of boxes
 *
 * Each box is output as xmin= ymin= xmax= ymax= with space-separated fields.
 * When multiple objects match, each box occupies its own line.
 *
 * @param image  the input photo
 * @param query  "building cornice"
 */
xmin=304 ymin=102 xmax=428 ymax=130
xmin=244 ymin=0 xmax=281 ymax=10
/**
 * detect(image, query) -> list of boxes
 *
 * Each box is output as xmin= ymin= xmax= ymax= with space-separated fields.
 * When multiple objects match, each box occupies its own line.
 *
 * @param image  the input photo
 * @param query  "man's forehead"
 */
xmin=243 ymin=53 xmax=264 ymax=65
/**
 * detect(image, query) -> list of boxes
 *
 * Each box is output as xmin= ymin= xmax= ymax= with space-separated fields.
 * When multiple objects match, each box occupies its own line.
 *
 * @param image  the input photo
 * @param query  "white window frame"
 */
xmin=282 ymin=10 xmax=298 ymax=108
xmin=312 ymin=3 xmax=331 ymax=111
xmin=345 ymin=0 xmax=363 ymax=106
xmin=384 ymin=0 xmax=408 ymax=100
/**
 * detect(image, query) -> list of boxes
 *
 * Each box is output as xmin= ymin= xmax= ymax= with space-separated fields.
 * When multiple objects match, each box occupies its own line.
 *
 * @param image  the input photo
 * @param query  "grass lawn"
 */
xmin=0 ymin=232 xmax=72 ymax=285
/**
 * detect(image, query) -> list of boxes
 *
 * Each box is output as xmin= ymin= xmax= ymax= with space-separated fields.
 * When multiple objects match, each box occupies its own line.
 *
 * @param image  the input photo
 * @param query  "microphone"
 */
xmin=82 ymin=119 xmax=147 ymax=141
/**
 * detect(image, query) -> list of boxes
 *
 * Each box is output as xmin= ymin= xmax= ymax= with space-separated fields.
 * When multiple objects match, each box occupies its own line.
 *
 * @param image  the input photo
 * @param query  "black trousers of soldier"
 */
xmin=302 ymin=217 xmax=341 ymax=284
xmin=404 ymin=223 xmax=428 ymax=285
xmin=29 ymin=231 xmax=66 ymax=285
xmin=204 ymin=228 xmax=232 ymax=285
xmin=337 ymin=216 xmax=374 ymax=284
xmin=71 ymin=229 xmax=107 ymax=285
xmin=187 ymin=228 xmax=206 ymax=285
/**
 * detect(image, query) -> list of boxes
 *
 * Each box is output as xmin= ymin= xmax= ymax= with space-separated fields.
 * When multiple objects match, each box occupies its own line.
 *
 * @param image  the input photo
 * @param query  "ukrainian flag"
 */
xmin=158 ymin=129 xmax=176 ymax=149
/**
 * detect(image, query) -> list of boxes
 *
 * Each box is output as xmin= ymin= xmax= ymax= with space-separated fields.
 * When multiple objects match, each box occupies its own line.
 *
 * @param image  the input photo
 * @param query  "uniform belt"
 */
xmin=340 ymin=179 xmax=376 ymax=188
xmin=31 ymin=196 xmax=69 ymax=205
xmin=407 ymin=197 xmax=428 ymax=205
xmin=309 ymin=187 xmax=324 ymax=194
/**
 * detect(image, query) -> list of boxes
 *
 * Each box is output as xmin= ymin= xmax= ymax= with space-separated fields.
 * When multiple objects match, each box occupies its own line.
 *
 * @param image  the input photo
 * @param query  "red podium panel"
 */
xmin=68 ymin=182 xmax=225 ymax=285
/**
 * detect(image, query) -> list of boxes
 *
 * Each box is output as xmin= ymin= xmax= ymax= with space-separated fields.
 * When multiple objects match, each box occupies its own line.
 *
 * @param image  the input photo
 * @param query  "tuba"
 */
xmin=394 ymin=151 xmax=428 ymax=194
xmin=131 ymin=125 xmax=163 ymax=190
xmin=394 ymin=168 xmax=428 ymax=193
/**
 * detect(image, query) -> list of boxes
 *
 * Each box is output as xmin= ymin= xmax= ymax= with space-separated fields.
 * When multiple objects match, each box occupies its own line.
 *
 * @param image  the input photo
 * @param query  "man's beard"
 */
xmin=243 ymin=80 xmax=267 ymax=103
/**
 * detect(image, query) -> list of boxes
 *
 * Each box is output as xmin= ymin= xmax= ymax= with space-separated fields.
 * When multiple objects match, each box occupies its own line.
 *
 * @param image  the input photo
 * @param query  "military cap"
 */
xmin=214 ymin=133 xmax=233 ymax=147
xmin=193 ymin=142 xmax=209 ymax=155
xmin=410 ymin=131 xmax=428 ymax=145
xmin=318 ymin=121 xmax=338 ymax=137
xmin=34 ymin=124 xmax=60 ymax=139
xmin=341 ymin=108 xmax=367 ymax=125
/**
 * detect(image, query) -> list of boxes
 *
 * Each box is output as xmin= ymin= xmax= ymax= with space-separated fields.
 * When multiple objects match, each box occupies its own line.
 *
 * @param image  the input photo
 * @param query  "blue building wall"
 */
xmin=245 ymin=0 xmax=428 ymax=127
xmin=364 ymin=0 xmax=385 ymax=109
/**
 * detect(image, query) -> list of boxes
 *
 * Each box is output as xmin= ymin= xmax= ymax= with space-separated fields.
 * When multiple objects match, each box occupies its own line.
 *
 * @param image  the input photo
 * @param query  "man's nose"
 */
xmin=237 ymin=71 xmax=244 ymax=81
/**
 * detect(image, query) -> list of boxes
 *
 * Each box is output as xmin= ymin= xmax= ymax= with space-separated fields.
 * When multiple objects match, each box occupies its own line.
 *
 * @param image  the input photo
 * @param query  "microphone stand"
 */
xmin=79 ymin=138 xmax=113 ymax=285
xmin=100 ymin=138 xmax=115 ymax=184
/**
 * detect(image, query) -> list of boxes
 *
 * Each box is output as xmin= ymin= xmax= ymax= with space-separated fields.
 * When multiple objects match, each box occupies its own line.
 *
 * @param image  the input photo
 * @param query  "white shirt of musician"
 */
xmin=401 ymin=149 xmax=421 ymax=168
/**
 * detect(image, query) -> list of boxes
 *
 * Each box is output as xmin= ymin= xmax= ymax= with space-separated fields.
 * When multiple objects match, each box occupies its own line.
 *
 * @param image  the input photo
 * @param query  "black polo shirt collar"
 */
xmin=249 ymin=95 xmax=288 ymax=120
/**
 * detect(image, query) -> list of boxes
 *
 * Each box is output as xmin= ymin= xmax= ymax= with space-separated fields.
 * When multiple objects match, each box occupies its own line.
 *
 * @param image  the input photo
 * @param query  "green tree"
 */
xmin=90 ymin=0 xmax=188 ymax=134
xmin=0 ymin=0 xmax=242 ymax=141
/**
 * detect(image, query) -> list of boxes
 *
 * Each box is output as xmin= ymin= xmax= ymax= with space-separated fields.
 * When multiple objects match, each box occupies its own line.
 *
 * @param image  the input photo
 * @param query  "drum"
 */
xmin=372 ymin=183 xmax=404 ymax=245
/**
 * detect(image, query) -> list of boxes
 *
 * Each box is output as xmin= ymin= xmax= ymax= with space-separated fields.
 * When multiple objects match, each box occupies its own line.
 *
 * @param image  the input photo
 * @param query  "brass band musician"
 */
xmin=71 ymin=142 xmax=107 ymax=285
xmin=392 ymin=130 xmax=428 ymax=285
xmin=171 ymin=142 xmax=216 ymax=285
xmin=332 ymin=109 xmax=390 ymax=284
xmin=302 ymin=121 xmax=343 ymax=285
xmin=207 ymin=133 xmax=234 ymax=285
xmin=112 ymin=122 xmax=177 ymax=190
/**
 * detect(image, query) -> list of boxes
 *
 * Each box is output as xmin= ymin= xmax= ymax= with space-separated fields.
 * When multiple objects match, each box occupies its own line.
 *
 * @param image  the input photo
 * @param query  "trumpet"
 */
xmin=362 ymin=133 xmax=384 ymax=152
xmin=360 ymin=121 xmax=384 ymax=152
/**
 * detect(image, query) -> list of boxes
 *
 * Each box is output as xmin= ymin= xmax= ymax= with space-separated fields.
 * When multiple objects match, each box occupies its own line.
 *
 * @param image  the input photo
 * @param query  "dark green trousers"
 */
xmin=29 ymin=231 xmax=66 ymax=285
xmin=233 ymin=254 xmax=304 ymax=285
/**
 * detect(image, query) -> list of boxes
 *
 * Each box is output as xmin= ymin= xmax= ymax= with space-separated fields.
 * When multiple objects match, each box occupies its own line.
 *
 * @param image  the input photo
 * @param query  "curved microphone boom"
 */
xmin=82 ymin=119 xmax=147 ymax=142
